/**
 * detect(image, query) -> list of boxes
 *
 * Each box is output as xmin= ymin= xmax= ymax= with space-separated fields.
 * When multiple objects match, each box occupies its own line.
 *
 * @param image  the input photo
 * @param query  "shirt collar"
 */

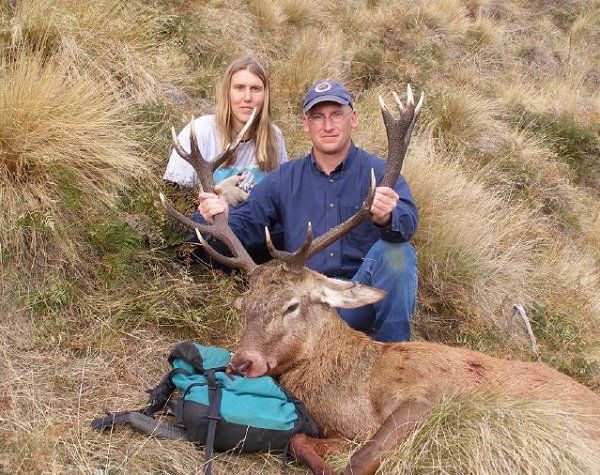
xmin=309 ymin=142 xmax=357 ymax=175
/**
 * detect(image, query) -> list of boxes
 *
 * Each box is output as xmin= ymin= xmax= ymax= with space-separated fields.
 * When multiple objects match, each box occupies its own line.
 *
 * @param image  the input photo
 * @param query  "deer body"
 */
xmin=230 ymin=265 xmax=600 ymax=473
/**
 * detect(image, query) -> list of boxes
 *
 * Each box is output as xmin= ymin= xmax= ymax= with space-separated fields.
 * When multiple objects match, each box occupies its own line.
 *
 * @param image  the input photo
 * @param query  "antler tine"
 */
xmin=379 ymin=84 xmax=424 ymax=188
xmin=406 ymin=83 xmax=414 ymax=106
xmin=390 ymin=91 xmax=405 ymax=113
xmin=306 ymin=170 xmax=377 ymax=260
xmin=211 ymin=107 xmax=258 ymax=171
xmin=194 ymin=230 xmax=256 ymax=274
xmin=159 ymin=193 xmax=257 ymax=273
xmin=266 ymin=224 xmax=313 ymax=273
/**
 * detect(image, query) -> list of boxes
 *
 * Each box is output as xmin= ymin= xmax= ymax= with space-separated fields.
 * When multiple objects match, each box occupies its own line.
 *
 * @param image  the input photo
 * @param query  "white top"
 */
xmin=163 ymin=115 xmax=288 ymax=187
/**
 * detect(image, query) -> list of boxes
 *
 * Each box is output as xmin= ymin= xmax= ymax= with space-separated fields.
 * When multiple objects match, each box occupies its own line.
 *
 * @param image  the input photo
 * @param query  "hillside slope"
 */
xmin=1 ymin=0 xmax=599 ymax=473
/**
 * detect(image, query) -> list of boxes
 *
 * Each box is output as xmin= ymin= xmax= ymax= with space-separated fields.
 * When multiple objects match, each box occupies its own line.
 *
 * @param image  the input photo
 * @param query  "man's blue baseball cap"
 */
xmin=302 ymin=80 xmax=353 ymax=113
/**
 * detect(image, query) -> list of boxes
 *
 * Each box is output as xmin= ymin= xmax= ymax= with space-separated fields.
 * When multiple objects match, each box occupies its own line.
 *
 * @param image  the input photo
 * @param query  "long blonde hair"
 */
xmin=215 ymin=56 xmax=279 ymax=172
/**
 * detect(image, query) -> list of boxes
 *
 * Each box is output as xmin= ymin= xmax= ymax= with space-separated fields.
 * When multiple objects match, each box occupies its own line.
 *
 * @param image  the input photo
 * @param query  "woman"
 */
xmin=164 ymin=55 xmax=287 ymax=205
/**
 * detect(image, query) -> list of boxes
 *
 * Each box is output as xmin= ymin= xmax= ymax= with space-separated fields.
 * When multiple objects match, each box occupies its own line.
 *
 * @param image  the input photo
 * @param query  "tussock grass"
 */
xmin=272 ymin=29 xmax=349 ymax=114
xmin=380 ymin=391 xmax=600 ymax=474
xmin=278 ymin=0 xmax=321 ymax=26
xmin=589 ymin=212 xmax=600 ymax=263
xmin=7 ymin=0 xmax=187 ymax=100
xmin=497 ymin=77 xmax=600 ymax=188
xmin=406 ymin=140 xmax=540 ymax=338
xmin=249 ymin=0 xmax=287 ymax=30
xmin=321 ymin=390 xmax=600 ymax=474
xmin=530 ymin=244 xmax=600 ymax=379
xmin=417 ymin=0 xmax=469 ymax=39
xmin=0 ymin=51 xmax=146 ymax=276
xmin=476 ymin=130 xmax=567 ymax=199
xmin=427 ymin=86 xmax=508 ymax=152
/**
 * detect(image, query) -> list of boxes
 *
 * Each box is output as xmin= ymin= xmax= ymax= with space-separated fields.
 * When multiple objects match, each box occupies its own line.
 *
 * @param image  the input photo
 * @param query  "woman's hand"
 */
xmin=214 ymin=175 xmax=250 ymax=207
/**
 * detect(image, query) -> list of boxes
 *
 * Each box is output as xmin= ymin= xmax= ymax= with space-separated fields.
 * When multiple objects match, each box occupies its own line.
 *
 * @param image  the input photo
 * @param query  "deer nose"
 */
xmin=227 ymin=359 xmax=252 ymax=376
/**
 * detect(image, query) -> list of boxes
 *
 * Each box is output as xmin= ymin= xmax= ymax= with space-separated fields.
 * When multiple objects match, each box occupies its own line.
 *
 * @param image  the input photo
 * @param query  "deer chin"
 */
xmin=244 ymin=359 xmax=278 ymax=378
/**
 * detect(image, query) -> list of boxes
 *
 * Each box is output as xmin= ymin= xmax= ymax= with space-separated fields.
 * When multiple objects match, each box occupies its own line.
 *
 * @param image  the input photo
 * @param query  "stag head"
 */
xmin=160 ymin=85 xmax=423 ymax=377
xmin=230 ymin=264 xmax=385 ymax=377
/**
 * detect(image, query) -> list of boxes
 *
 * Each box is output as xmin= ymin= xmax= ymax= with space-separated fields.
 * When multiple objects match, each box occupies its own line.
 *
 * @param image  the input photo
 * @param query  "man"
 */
xmin=196 ymin=80 xmax=418 ymax=342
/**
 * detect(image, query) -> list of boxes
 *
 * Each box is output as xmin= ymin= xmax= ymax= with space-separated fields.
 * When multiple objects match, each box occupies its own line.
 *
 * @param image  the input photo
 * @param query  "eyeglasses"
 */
xmin=306 ymin=109 xmax=353 ymax=125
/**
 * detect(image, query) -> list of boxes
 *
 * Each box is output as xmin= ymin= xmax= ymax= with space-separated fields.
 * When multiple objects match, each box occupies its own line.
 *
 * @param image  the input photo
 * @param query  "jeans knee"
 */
xmin=367 ymin=241 xmax=416 ymax=275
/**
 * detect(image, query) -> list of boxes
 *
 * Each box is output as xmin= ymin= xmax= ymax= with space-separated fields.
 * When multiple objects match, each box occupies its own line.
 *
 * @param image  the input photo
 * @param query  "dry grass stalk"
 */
xmin=427 ymin=86 xmax=508 ymax=152
xmin=417 ymin=0 xmax=469 ymax=38
xmin=272 ymin=29 xmax=349 ymax=112
xmin=405 ymin=139 xmax=540 ymax=331
xmin=278 ymin=0 xmax=321 ymax=26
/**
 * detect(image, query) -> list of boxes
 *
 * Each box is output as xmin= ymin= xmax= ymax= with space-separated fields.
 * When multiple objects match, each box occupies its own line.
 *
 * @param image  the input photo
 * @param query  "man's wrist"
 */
xmin=372 ymin=214 xmax=392 ymax=228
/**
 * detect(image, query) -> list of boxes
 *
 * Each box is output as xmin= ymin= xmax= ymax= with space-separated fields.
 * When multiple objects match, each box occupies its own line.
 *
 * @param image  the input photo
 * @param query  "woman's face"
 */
xmin=229 ymin=69 xmax=266 ymax=133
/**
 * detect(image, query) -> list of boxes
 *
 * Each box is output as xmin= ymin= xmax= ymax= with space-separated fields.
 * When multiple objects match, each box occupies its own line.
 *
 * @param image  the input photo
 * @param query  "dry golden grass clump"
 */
xmin=427 ymin=86 xmax=508 ymax=152
xmin=248 ymin=0 xmax=287 ymax=29
xmin=0 ymin=51 xmax=147 ymax=275
xmin=377 ymin=390 xmax=600 ymax=474
xmin=6 ymin=0 xmax=187 ymax=100
xmin=406 ymin=142 xmax=540 ymax=337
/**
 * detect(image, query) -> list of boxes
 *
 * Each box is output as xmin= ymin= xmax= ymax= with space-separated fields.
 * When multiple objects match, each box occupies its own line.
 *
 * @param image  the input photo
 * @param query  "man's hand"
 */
xmin=370 ymin=186 xmax=399 ymax=227
xmin=214 ymin=175 xmax=250 ymax=207
xmin=198 ymin=191 xmax=229 ymax=224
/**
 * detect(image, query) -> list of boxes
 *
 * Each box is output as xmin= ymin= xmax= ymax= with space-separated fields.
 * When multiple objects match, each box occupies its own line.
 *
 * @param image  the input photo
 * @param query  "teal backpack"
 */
xmin=92 ymin=341 xmax=318 ymax=474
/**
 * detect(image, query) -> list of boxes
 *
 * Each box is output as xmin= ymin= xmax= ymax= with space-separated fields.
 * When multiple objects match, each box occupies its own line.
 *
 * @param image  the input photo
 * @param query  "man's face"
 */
xmin=229 ymin=69 xmax=265 ymax=133
xmin=303 ymin=102 xmax=358 ymax=158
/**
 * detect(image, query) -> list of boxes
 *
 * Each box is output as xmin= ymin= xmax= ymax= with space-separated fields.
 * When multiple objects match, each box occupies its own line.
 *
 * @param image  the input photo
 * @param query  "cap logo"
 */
xmin=314 ymin=81 xmax=332 ymax=93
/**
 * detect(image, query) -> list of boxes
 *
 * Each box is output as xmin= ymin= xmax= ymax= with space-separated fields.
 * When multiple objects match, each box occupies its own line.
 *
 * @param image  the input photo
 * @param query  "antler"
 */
xmin=379 ymin=84 xmax=424 ymax=188
xmin=268 ymin=85 xmax=424 ymax=272
xmin=159 ymin=110 xmax=259 ymax=274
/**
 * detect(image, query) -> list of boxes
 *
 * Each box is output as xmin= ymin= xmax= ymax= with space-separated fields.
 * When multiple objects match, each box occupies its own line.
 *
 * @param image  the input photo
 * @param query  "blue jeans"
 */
xmin=338 ymin=240 xmax=417 ymax=342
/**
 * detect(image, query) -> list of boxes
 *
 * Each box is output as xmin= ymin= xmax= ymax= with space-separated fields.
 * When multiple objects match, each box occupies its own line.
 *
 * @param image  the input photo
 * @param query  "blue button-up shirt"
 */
xmin=209 ymin=143 xmax=418 ymax=278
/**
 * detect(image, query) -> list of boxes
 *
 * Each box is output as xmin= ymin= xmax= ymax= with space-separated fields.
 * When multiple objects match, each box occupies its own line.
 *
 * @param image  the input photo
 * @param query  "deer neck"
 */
xmin=280 ymin=313 xmax=382 ymax=394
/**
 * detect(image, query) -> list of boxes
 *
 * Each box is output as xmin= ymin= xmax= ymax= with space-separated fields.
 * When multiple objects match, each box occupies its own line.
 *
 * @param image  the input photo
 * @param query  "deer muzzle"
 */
xmin=228 ymin=350 xmax=270 ymax=378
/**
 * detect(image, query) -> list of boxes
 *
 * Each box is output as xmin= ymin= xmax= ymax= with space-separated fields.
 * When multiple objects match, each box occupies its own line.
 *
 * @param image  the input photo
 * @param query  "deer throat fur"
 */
xmin=279 ymin=316 xmax=386 ymax=440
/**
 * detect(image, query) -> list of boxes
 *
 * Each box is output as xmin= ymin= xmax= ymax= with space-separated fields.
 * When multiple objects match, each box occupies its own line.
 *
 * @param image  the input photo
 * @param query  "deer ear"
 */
xmin=310 ymin=277 xmax=386 ymax=309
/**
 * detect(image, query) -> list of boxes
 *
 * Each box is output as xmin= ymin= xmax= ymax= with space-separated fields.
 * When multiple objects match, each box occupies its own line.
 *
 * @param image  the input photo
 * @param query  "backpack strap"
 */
xmin=202 ymin=366 xmax=226 ymax=475
xmin=92 ymin=371 xmax=181 ymax=433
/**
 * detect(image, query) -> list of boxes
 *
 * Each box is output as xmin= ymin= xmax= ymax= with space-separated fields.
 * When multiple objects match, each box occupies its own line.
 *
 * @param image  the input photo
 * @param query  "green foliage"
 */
xmin=49 ymin=164 xmax=84 ymax=211
xmin=87 ymin=221 xmax=146 ymax=288
xmin=26 ymin=277 xmax=75 ymax=317
xmin=530 ymin=302 xmax=599 ymax=385
xmin=516 ymin=108 xmax=600 ymax=187
xmin=353 ymin=48 xmax=384 ymax=89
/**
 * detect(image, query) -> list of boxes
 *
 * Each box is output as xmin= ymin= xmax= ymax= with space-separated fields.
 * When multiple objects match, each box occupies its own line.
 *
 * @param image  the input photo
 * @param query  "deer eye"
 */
xmin=285 ymin=303 xmax=299 ymax=314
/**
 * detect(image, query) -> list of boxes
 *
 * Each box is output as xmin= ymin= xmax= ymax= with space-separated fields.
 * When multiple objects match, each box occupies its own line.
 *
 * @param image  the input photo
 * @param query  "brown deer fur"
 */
xmin=230 ymin=264 xmax=600 ymax=474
